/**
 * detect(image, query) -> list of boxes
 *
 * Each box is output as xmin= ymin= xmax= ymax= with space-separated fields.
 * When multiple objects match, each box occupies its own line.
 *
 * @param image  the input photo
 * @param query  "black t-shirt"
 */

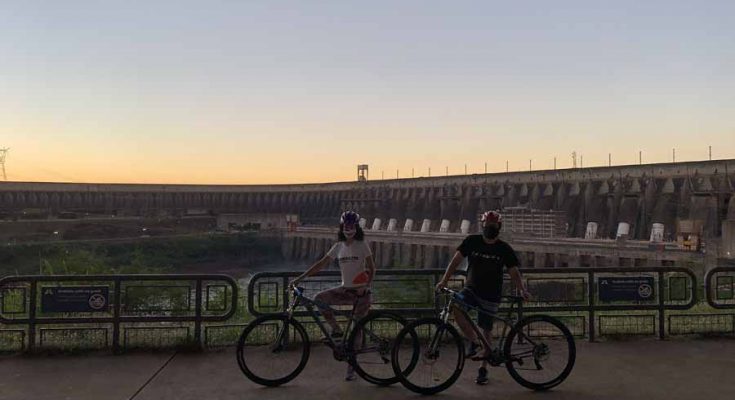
xmin=457 ymin=235 xmax=520 ymax=302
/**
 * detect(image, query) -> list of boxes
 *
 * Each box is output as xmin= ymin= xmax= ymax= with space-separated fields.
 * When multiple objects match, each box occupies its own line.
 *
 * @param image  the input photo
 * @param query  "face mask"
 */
xmin=343 ymin=225 xmax=357 ymax=238
xmin=483 ymin=225 xmax=499 ymax=239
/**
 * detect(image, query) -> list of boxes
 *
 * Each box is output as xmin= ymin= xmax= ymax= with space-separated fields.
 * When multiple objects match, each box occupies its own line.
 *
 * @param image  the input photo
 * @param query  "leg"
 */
xmin=476 ymin=302 xmax=498 ymax=357
xmin=480 ymin=328 xmax=493 ymax=367
xmin=453 ymin=289 xmax=488 ymax=357
xmin=475 ymin=328 xmax=493 ymax=385
xmin=450 ymin=304 xmax=480 ymax=343
xmin=314 ymin=287 xmax=353 ymax=334
xmin=451 ymin=303 xmax=489 ymax=361
xmin=476 ymin=304 xmax=498 ymax=385
xmin=353 ymin=290 xmax=372 ymax=320
xmin=351 ymin=290 xmax=372 ymax=345
xmin=346 ymin=290 xmax=371 ymax=381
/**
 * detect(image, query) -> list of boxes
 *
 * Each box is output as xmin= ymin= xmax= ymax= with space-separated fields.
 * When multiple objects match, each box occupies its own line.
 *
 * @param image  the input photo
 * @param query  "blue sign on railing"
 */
xmin=598 ymin=277 xmax=655 ymax=302
xmin=41 ymin=286 xmax=110 ymax=313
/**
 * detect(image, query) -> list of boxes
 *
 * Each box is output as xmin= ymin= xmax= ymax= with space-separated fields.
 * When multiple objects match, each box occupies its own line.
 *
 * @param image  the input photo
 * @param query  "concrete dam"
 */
xmin=1 ymin=159 xmax=734 ymax=266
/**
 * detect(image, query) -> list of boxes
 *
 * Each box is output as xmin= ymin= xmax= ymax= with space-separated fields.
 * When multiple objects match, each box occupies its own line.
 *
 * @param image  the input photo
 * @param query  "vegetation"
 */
xmin=0 ymin=233 xmax=282 ymax=277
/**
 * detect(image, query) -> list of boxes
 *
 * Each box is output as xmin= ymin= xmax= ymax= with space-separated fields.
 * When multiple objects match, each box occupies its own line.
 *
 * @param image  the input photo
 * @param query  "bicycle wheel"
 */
xmin=391 ymin=317 xmax=465 ymax=395
xmin=346 ymin=311 xmax=411 ymax=386
xmin=504 ymin=315 xmax=576 ymax=391
xmin=236 ymin=314 xmax=310 ymax=387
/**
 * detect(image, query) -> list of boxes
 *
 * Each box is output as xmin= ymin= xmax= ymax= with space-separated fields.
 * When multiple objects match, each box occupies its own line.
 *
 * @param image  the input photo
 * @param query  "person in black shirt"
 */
xmin=436 ymin=210 xmax=530 ymax=385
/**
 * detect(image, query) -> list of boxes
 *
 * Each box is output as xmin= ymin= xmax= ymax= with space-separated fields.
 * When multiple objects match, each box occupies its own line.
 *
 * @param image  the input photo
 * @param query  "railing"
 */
xmin=706 ymin=267 xmax=735 ymax=310
xmin=248 ymin=267 xmax=700 ymax=341
xmin=2 ymin=266 xmax=733 ymax=353
xmin=0 ymin=274 xmax=238 ymax=353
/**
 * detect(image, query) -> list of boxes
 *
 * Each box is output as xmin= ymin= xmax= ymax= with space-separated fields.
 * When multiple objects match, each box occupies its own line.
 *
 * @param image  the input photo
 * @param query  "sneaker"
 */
xmin=475 ymin=367 xmax=489 ymax=385
xmin=466 ymin=341 xmax=488 ymax=361
xmin=488 ymin=348 xmax=504 ymax=366
xmin=345 ymin=365 xmax=357 ymax=381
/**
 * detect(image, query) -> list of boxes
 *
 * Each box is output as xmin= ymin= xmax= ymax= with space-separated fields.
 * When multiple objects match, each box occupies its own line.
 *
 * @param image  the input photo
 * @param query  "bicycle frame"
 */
xmin=435 ymin=288 xmax=536 ymax=362
xmin=278 ymin=286 xmax=384 ymax=354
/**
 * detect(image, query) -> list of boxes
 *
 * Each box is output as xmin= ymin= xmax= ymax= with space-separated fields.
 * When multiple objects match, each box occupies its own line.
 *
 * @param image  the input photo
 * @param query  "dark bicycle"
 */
xmin=237 ymin=284 xmax=414 ymax=386
xmin=391 ymin=287 xmax=576 ymax=395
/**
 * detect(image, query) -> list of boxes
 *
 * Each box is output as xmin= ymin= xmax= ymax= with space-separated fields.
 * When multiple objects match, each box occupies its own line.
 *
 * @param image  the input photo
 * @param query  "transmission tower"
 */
xmin=0 ymin=148 xmax=8 ymax=181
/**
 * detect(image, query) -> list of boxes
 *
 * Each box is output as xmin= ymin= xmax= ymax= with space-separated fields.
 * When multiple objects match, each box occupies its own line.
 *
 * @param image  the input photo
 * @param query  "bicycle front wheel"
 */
xmin=504 ymin=315 xmax=576 ymax=391
xmin=391 ymin=317 xmax=465 ymax=395
xmin=236 ymin=314 xmax=310 ymax=387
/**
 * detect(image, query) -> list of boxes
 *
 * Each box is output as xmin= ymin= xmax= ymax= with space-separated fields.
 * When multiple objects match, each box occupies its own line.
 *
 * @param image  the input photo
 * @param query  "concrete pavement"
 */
xmin=1 ymin=339 xmax=734 ymax=400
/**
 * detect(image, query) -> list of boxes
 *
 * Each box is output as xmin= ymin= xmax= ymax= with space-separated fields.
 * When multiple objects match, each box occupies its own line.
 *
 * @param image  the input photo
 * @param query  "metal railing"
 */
xmin=248 ymin=267 xmax=699 ymax=341
xmin=2 ymin=265 xmax=733 ymax=353
xmin=706 ymin=267 xmax=735 ymax=310
xmin=0 ymin=274 xmax=238 ymax=353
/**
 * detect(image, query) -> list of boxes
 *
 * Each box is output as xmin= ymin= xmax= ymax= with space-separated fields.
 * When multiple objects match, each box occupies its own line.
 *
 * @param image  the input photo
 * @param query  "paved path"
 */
xmin=1 ymin=339 xmax=734 ymax=400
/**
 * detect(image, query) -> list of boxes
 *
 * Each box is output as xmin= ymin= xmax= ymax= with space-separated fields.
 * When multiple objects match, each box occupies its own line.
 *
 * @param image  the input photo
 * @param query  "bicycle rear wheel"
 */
xmin=504 ymin=315 xmax=576 ymax=391
xmin=391 ymin=317 xmax=465 ymax=395
xmin=236 ymin=314 xmax=310 ymax=387
xmin=347 ymin=311 xmax=411 ymax=386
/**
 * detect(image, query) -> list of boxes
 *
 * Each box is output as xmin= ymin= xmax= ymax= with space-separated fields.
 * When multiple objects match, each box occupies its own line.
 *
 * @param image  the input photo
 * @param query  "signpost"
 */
xmin=41 ymin=286 xmax=110 ymax=313
xmin=599 ymin=277 xmax=655 ymax=302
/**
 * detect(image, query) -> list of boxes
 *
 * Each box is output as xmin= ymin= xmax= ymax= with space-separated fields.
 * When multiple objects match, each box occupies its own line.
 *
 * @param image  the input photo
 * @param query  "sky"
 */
xmin=2 ymin=0 xmax=734 ymax=184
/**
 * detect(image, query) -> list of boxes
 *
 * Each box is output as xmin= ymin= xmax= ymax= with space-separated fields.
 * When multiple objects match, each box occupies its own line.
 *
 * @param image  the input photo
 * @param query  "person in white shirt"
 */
xmin=291 ymin=211 xmax=376 ymax=381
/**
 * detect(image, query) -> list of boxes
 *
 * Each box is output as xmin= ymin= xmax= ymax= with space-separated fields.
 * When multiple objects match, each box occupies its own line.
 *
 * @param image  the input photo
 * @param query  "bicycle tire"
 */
xmin=236 ymin=314 xmax=310 ymax=387
xmin=391 ymin=317 xmax=465 ymax=395
xmin=504 ymin=315 xmax=576 ymax=391
xmin=347 ymin=311 xmax=412 ymax=386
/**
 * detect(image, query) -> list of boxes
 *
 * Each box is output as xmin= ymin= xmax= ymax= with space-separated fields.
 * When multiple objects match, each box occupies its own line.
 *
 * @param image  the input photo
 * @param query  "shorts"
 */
xmin=457 ymin=288 xmax=499 ymax=331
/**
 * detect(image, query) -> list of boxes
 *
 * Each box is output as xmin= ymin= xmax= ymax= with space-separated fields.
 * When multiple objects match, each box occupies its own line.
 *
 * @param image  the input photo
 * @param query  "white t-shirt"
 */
xmin=326 ymin=240 xmax=372 ymax=288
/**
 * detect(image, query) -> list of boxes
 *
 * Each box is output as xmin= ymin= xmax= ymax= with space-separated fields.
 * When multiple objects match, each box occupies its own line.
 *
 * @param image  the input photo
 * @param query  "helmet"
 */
xmin=340 ymin=211 xmax=361 ymax=225
xmin=481 ymin=210 xmax=503 ymax=224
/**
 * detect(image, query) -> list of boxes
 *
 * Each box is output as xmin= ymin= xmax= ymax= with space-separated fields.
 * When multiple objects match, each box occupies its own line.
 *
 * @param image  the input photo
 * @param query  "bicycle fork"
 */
xmin=272 ymin=294 xmax=301 ymax=352
xmin=427 ymin=300 xmax=454 ymax=358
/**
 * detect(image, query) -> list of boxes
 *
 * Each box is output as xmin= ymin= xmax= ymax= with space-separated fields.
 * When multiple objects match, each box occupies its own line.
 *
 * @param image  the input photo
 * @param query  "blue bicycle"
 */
xmin=237 ymin=285 xmax=414 ymax=386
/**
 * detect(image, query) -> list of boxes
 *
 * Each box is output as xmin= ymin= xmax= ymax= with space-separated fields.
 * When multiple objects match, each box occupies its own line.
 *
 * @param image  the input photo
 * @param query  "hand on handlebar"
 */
xmin=435 ymin=279 xmax=448 ymax=293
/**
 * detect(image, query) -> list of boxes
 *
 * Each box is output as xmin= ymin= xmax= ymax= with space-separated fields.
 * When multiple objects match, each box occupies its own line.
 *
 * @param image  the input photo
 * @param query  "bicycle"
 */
xmin=236 ymin=284 xmax=414 ymax=386
xmin=391 ymin=287 xmax=576 ymax=395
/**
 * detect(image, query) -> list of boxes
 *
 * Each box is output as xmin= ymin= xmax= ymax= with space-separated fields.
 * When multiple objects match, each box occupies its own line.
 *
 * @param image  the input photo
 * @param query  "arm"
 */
xmin=292 ymin=255 xmax=333 ymax=285
xmin=436 ymin=251 xmax=465 ymax=291
xmin=507 ymin=266 xmax=531 ymax=300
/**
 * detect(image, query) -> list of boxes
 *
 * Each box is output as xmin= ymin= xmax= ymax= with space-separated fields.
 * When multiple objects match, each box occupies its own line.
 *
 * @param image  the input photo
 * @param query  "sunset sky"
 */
xmin=2 ymin=1 xmax=734 ymax=184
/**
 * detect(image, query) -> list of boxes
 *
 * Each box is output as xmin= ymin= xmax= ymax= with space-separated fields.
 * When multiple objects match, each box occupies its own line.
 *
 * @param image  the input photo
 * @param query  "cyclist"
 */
xmin=291 ymin=210 xmax=376 ymax=381
xmin=435 ymin=210 xmax=531 ymax=385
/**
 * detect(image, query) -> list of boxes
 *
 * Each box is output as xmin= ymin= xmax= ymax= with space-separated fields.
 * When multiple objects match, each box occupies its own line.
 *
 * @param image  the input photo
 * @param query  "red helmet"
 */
xmin=481 ymin=210 xmax=503 ymax=224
